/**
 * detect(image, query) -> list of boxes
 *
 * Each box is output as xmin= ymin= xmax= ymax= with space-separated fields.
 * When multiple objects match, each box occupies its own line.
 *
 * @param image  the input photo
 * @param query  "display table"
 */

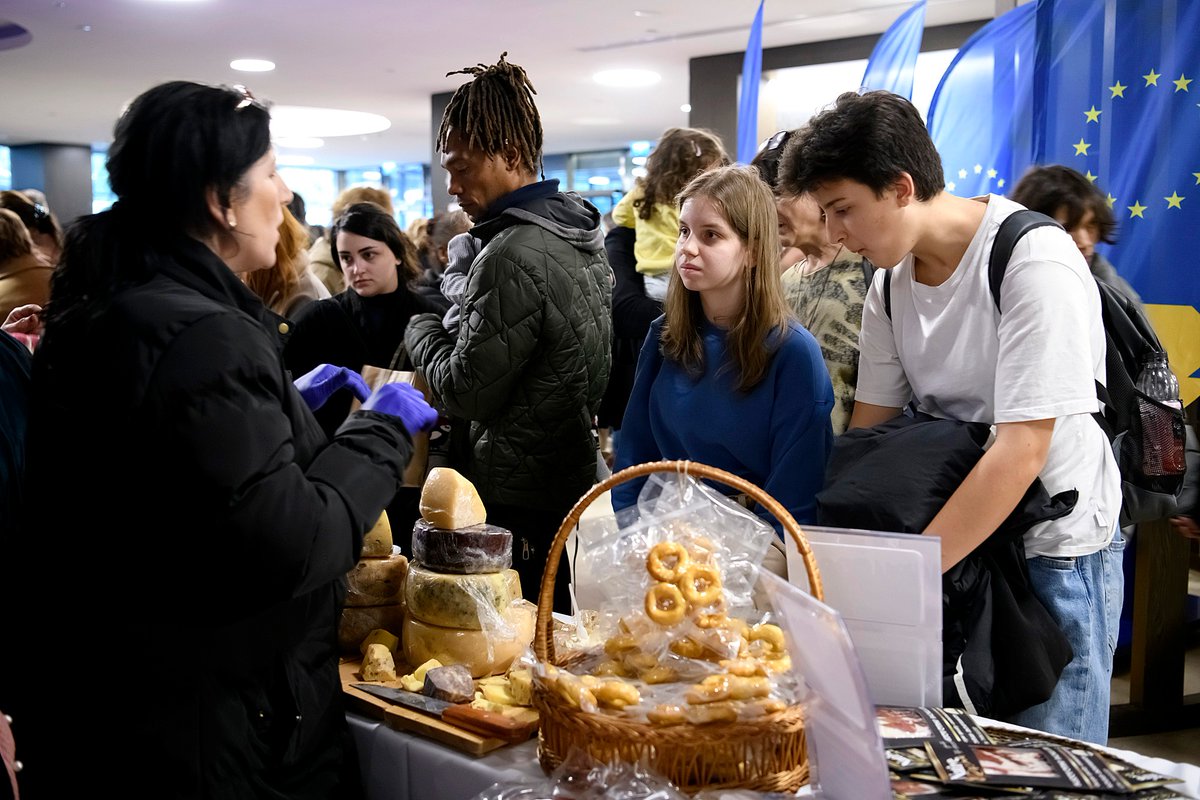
xmin=348 ymin=710 xmax=1200 ymax=800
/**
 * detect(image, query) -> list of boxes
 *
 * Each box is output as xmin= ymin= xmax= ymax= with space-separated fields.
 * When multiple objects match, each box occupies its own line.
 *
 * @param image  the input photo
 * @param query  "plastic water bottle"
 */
xmin=1134 ymin=351 xmax=1186 ymax=476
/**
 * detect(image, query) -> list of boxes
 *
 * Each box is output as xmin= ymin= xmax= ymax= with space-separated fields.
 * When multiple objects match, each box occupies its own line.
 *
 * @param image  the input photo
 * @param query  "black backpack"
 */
xmin=883 ymin=209 xmax=1185 ymax=526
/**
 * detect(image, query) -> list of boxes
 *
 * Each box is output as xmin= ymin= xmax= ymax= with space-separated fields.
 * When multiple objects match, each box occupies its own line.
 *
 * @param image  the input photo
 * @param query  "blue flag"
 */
xmin=926 ymin=3 xmax=1037 ymax=199
xmin=861 ymin=0 xmax=927 ymax=98
xmin=1032 ymin=0 xmax=1200 ymax=398
xmin=737 ymin=0 xmax=765 ymax=165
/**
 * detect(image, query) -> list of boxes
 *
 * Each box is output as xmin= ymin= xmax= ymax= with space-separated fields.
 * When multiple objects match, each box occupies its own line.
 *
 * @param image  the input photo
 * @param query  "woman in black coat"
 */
xmin=7 ymin=81 xmax=436 ymax=799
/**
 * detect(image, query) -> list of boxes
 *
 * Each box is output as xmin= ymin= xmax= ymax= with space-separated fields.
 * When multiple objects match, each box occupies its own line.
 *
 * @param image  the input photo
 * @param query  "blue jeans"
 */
xmin=1007 ymin=531 xmax=1126 ymax=744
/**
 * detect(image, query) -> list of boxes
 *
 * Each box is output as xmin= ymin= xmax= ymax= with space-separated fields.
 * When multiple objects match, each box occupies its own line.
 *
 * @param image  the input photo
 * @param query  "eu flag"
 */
xmin=861 ymin=0 xmax=927 ymax=99
xmin=1033 ymin=0 xmax=1200 ymax=400
xmin=926 ymin=3 xmax=1037 ymax=199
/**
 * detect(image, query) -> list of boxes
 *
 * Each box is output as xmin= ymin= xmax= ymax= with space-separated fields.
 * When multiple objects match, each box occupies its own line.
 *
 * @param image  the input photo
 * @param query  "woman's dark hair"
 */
xmin=1010 ymin=164 xmax=1117 ymax=245
xmin=331 ymin=203 xmax=420 ymax=284
xmin=46 ymin=81 xmax=272 ymax=328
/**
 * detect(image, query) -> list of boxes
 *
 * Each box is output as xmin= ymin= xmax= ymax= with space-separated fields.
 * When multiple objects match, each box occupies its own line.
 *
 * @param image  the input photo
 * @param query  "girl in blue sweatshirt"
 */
xmin=613 ymin=165 xmax=834 ymax=533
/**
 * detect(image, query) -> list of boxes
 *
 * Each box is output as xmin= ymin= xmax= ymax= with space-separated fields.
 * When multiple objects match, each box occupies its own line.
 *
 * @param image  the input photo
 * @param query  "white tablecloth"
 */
xmin=348 ymin=711 xmax=1200 ymax=800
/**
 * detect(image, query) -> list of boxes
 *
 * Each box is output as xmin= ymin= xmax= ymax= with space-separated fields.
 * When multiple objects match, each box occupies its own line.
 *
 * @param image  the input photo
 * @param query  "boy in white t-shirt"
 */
xmin=778 ymin=90 xmax=1123 ymax=745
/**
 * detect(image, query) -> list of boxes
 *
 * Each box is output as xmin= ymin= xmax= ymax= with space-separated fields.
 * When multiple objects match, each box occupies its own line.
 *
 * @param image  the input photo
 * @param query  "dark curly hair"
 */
xmin=635 ymin=127 xmax=729 ymax=220
xmin=437 ymin=52 xmax=543 ymax=177
xmin=778 ymin=90 xmax=944 ymax=201
xmin=1010 ymin=164 xmax=1116 ymax=245
xmin=331 ymin=202 xmax=420 ymax=284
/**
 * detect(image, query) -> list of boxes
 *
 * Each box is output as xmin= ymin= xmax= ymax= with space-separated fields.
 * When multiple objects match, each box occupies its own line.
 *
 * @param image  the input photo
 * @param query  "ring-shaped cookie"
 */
xmin=644 ymin=582 xmax=687 ymax=626
xmin=679 ymin=564 xmax=723 ymax=606
xmin=646 ymin=541 xmax=691 ymax=582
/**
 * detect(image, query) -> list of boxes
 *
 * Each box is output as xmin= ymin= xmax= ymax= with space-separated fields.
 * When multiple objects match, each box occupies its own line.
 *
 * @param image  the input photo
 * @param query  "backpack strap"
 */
xmin=987 ymin=210 xmax=1062 ymax=311
xmin=883 ymin=268 xmax=892 ymax=319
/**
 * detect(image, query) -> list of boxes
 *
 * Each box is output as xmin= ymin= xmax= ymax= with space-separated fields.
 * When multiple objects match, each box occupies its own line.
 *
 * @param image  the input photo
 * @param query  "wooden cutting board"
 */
xmin=339 ymin=658 xmax=512 ymax=756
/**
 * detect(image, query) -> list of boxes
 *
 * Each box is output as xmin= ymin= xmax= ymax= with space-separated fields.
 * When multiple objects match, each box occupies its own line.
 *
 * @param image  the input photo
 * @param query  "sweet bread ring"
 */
xmin=679 ymin=564 xmax=723 ymax=606
xmin=684 ymin=701 xmax=739 ymax=725
xmin=685 ymin=674 xmax=732 ymax=704
xmin=646 ymin=541 xmax=691 ymax=582
xmin=647 ymin=703 xmax=687 ymax=726
xmin=645 ymin=582 xmax=687 ymax=626
xmin=749 ymin=623 xmax=786 ymax=654
xmin=593 ymin=680 xmax=641 ymax=709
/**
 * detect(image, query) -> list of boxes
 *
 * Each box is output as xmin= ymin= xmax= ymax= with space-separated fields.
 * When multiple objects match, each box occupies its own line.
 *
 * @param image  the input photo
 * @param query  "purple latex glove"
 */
xmin=361 ymin=382 xmax=439 ymax=434
xmin=293 ymin=364 xmax=371 ymax=412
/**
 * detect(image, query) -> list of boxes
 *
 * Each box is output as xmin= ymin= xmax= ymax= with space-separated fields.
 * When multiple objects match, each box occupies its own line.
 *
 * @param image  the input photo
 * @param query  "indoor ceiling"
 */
xmin=0 ymin=0 xmax=996 ymax=170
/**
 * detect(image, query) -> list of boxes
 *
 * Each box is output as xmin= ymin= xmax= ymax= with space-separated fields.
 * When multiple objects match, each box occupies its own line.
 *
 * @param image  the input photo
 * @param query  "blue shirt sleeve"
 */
xmin=612 ymin=318 xmax=665 ymax=510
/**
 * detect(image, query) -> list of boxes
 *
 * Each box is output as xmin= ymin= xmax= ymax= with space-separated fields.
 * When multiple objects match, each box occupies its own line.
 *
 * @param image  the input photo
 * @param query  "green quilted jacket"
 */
xmin=405 ymin=186 xmax=612 ymax=511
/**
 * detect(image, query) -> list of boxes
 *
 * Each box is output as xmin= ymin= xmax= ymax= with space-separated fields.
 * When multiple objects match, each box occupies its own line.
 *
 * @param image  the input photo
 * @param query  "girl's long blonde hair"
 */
xmin=661 ymin=165 xmax=791 ymax=392
xmin=244 ymin=205 xmax=308 ymax=313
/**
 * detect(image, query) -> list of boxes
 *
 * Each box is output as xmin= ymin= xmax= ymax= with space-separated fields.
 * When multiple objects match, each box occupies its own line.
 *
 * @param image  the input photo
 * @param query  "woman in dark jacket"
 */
xmin=284 ymin=204 xmax=442 ymax=547
xmin=7 ymin=81 xmax=436 ymax=799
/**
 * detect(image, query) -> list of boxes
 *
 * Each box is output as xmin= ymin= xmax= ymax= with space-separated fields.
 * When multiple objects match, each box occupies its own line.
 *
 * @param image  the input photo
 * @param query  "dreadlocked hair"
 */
xmin=437 ymin=52 xmax=544 ymax=178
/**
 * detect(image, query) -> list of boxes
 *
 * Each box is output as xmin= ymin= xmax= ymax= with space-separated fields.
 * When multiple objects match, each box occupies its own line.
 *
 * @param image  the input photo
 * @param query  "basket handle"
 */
xmin=534 ymin=459 xmax=824 ymax=665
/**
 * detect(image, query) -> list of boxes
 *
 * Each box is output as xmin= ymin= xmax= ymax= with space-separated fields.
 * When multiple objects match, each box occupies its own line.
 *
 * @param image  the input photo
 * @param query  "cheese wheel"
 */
xmin=411 ymin=519 xmax=512 ymax=574
xmin=402 ymin=602 xmax=536 ymax=678
xmin=345 ymin=552 xmax=408 ymax=607
xmin=419 ymin=467 xmax=486 ymax=530
xmin=359 ymin=628 xmax=400 ymax=656
xmin=361 ymin=643 xmax=398 ymax=682
xmin=404 ymin=564 xmax=521 ymax=630
xmin=338 ymin=603 xmax=405 ymax=655
xmin=361 ymin=512 xmax=393 ymax=558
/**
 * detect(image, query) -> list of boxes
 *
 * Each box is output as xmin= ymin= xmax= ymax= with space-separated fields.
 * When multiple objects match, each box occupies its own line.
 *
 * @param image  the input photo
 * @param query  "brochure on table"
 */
xmin=785 ymin=525 xmax=941 ymax=708
xmin=760 ymin=571 xmax=891 ymax=800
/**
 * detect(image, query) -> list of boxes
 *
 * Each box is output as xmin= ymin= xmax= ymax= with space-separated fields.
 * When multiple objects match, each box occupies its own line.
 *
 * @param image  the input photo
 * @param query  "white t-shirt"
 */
xmin=855 ymin=195 xmax=1121 ymax=557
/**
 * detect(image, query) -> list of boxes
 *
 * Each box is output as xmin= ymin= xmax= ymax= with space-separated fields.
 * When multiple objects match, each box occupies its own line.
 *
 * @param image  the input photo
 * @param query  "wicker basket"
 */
xmin=532 ymin=460 xmax=825 ymax=794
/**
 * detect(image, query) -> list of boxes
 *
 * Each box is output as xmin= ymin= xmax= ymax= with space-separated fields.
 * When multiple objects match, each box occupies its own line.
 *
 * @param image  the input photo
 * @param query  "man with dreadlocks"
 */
xmin=405 ymin=53 xmax=612 ymax=613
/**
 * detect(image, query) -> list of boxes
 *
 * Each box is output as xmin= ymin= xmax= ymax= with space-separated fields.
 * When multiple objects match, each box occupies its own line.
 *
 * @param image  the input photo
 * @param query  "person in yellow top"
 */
xmin=612 ymin=127 xmax=727 ymax=301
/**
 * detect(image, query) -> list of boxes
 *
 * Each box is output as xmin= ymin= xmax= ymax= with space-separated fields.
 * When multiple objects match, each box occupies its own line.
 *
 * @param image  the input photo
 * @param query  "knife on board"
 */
xmin=351 ymin=684 xmax=537 ymax=743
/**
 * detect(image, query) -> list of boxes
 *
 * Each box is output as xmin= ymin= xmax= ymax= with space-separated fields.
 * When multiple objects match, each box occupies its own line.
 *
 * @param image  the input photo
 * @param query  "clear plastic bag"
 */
xmin=470 ymin=748 xmax=690 ymax=800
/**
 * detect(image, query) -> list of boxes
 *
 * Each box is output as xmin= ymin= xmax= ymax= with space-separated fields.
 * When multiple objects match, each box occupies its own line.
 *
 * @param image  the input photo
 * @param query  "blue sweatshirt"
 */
xmin=613 ymin=317 xmax=834 ymax=533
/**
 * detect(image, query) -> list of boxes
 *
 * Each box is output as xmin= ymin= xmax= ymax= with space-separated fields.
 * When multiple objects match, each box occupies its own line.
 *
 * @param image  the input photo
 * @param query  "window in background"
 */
xmin=570 ymin=150 xmax=627 ymax=216
xmin=0 ymin=146 xmax=10 ymax=191
xmin=758 ymin=48 xmax=958 ymax=138
xmin=91 ymin=151 xmax=116 ymax=213
xmin=279 ymin=167 xmax=338 ymax=228
xmin=384 ymin=163 xmax=431 ymax=232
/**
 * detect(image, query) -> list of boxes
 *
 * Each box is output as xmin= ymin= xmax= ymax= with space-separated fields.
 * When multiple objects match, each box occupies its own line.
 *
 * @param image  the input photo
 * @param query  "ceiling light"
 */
xmin=588 ymin=176 xmax=611 ymax=186
xmin=273 ymin=136 xmax=324 ymax=149
xmin=593 ymin=68 xmax=660 ymax=88
xmin=680 ymin=103 xmax=692 ymax=113
xmin=269 ymin=105 xmax=391 ymax=139
xmin=231 ymin=58 xmax=275 ymax=73
xmin=276 ymin=154 xmax=315 ymax=167
xmin=361 ymin=170 xmax=382 ymax=181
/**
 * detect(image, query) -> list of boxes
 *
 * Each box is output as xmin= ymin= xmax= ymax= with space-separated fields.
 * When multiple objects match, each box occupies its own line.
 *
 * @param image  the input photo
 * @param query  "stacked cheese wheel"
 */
xmin=337 ymin=511 xmax=409 ymax=654
xmin=403 ymin=468 xmax=535 ymax=678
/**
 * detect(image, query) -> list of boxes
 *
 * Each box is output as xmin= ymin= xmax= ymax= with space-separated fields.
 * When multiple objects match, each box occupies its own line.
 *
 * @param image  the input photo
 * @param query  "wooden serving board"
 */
xmin=339 ymin=658 xmax=510 ymax=756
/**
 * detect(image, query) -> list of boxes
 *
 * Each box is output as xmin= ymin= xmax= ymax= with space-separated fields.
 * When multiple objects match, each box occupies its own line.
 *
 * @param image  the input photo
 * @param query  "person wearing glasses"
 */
xmin=757 ymin=130 xmax=875 ymax=435
xmin=5 ymin=80 xmax=438 ymax=797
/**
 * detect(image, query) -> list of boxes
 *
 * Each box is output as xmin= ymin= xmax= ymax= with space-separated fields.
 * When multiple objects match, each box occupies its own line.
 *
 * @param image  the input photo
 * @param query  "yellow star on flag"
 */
xmin=1194 ymin=172 xmax=1200 ymax=185
xmin=1110 ymin=81 xmax=1127 ymax=98
xmin=998 ymin=178 xmax=1006 ymax=189
xmin=1143 ymin=69 xmax=1161 ymax=86
xmin=1127 ymin=200 xmax=1147 ymax=218
xmin=1174 ymin=74 xmax=1193 ymax=92
xmin=958 ymin=168 xmax=967 ymax=179
xmin=1084 ymin=105 xmax=1102 ymax=122
xmin=1085 ymin=170 xmax=1098 ymax=182
xmin=1165 ymin=191 xmax=1185 ymax=208
xmin=1105 ymin=193 xmax=1116 ymax=208
xmin=987 ymin=168 xmax=998 ymax=179
xmin=947 ymin=181 xmax=957 ymax=192
xmin=973 ymin=164 xmax=983 ymax=174
xmin=1073 ymin=138 xmax=1091 ymax=155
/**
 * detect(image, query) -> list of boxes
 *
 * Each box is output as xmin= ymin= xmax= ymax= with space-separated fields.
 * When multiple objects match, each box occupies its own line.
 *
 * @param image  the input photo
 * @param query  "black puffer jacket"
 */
xmin=14 ymin=236 xmax=412 ymax=799
xmin=405 ymin=185 xmax=612 ymax=512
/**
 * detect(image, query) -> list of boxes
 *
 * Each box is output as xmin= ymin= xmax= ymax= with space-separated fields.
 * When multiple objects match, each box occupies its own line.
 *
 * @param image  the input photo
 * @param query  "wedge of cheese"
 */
xmin=338 ymin=603 xmax=404 ymax=655
xmin=361 ymin=512 xmax=393 ymax=558
xmin=361 ymin=643 xmax=398 ymax=682
xmin=419 ymin=468 xmax=486 ymax=530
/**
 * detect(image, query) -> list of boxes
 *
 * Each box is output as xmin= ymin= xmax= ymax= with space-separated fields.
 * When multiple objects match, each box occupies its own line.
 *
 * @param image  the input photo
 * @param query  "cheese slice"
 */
xmin=419 ymin=467 xmax=486 ymax=530
xmin=361 ymin=512 xmax=393 ymax=558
